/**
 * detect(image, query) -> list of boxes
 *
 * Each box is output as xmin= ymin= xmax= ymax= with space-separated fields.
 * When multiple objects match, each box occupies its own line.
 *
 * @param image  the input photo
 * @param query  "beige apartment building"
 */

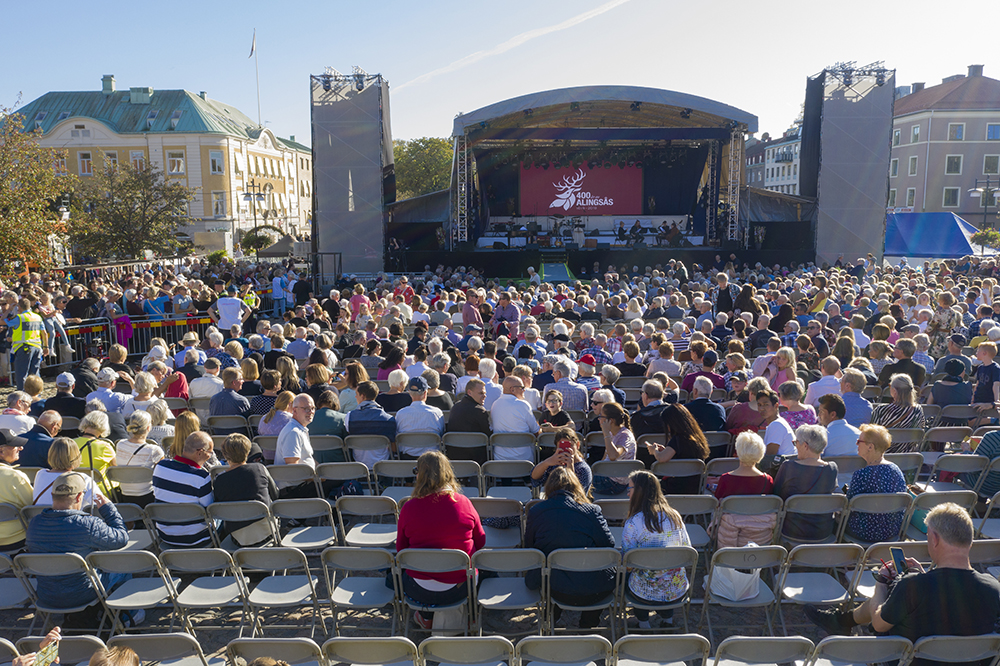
xmin=15 ymin=75 xmax=313 ymax=242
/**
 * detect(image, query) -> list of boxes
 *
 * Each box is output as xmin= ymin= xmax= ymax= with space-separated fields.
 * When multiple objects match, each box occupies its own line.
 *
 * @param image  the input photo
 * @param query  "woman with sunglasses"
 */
xmin=592 ymin=402 xmax=637 ymax=496
xmin=530 ymin=427 xmax=592 ymax=492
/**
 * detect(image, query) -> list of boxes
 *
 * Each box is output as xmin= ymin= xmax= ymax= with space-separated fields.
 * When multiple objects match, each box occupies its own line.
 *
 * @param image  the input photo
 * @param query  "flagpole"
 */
xmin=254 ymin=32 xmax=262 ymax=126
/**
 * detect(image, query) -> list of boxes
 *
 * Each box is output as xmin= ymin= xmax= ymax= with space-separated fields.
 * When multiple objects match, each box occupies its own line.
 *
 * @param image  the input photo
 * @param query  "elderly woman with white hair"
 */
xmin=376 ymin=368 xmax=413 ymax=412
xmin=714 ymin=432 xmax=776 ymax=547
xmin=114 ymin=410 xmax=165 ymax=507
xmin=121 ymin=372 xmax=159 ymax=417
xmin=773 ymin=423 xmax=839 ymax=542
xmin=74 ymin=410 xmax=118 ymax=499
xmin=145 ymin=399 xmax=175 ymax=445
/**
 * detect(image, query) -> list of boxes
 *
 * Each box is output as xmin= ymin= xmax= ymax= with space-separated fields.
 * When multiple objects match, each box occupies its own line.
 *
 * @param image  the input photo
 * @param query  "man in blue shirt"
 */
xmin=209 ymin=367 xmax=251 ymax=435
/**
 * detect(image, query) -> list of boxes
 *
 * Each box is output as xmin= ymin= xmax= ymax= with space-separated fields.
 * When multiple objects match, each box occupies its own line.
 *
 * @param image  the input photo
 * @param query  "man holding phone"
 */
xmin=806 ymin=503 xmax=1000 ymax=658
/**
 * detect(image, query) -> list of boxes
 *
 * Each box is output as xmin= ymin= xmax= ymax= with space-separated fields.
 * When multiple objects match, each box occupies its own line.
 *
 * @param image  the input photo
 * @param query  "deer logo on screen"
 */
xmin=549 ymin=169 xmax=586 ymax=210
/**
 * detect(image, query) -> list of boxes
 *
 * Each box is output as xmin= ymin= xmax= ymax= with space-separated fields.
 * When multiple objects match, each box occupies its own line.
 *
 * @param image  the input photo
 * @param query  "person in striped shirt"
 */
xmin=151 ymin=431 xmax=214 ymax=547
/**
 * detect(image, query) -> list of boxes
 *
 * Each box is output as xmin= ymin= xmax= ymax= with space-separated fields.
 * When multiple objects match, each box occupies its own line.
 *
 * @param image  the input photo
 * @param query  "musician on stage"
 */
xmin=629 ymin=219 xmax=644 ymax=244
xmin=615 ymin=221 xmax=629 ymax=243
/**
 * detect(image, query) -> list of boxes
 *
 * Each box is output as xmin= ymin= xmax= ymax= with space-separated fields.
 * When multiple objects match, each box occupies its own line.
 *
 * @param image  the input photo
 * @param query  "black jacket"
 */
xmin=43 ymin=392 xmax=87 ymax=420
xmin=71 ymin=367 xmax=99 ymax=399
xmin=524 ymin=490 xmax=616 ymax=595
xmin=447 ymin=396 xmax=491 ymax=437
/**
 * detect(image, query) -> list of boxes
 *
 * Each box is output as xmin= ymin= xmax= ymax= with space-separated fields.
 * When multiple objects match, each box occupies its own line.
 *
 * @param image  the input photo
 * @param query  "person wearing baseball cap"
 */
xmin=576 ymin=354 xmax=601 ymax=391
xmin=25 ymin=469 xmax=134 ymax=626
xmin=86 ymin=368 xmax=130 ymax=413
xmin=933 ymin=333 xmax=973 ymax=377
xmin=395 ymin=376 xmax=445 ymax=460
xmin=680 ymin=348 xmax=726 ymax=393
xmin=0 ymin=430 xmax=33 ymax=552
xmin=44 ymin=372 xmax=87 ymax=420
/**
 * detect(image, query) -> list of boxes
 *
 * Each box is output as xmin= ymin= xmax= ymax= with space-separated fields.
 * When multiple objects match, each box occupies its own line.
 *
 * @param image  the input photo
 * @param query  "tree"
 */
xmin=241 ymin=224 xmax=283 ymax=253
xmin=0 ymin=104 xmax=75 ymax=276
xmin=70 ymin=161 xmax=195 ymax=260
xmin=393 ymin=137 xmax=452 ymax=200
xmin=971 ymin=229 xmax=1000 ymax=256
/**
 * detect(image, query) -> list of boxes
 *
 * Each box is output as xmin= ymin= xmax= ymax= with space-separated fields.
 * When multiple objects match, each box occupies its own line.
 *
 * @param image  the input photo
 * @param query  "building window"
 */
xmin=104 ymin=151 xmax=118 ymax=169
xmin=943 ymin=187 xmax=960 ymax=207
xmin=79 ymin=152 xmax=93 ymax=176
xmin=948 ymin=124 xmax=965 ymax=141
xmin=906 ymin=188 xmax=916 ymax=207
xmin=53 ymin=157 xmax=67 ymax=176
xmin=890 ymin=159 xmax=898 ymax=177
xmin=210 ymin=150 xmax=224 ymax=175
xmin=911 ymin=125 xmax=920 ymax=143
xmin=888 ymin=189 xmax=897 ymax=207
xmin=986 ymin=155 xmax=1000 ymax=175
xmin=893 ymin=129 xmax=900 ymax=146
xmin=167 ymin=151 xmax=185 ymax=175
xmin=130 ymin=151 xmax=145 ymax=170
xmin=793 ymin=164 xmax=797 ymax=176
xmin=909 ymin=156 xmax=918 ymax=176
xmin=988 ymin=124 xmax=1000 ymax=141
xmin=212 ymin=192 xmax=226 ymax=217
xmin=945 ymin=155 xmax=963 ymax=175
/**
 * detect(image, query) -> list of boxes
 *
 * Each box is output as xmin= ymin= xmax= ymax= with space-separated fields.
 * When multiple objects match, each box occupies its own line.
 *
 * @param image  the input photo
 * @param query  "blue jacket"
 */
xmin=685 ymin=398 xmax=726 ymax=433
xmin=346 ymin=401 xmax=397 ymax=442
xmin=524 ymin=490 xmax=616 ymax=595
xmin=19 ymin=425 xmax=54 ymax=468
xmin=26 ymin=504 xmax=128 ymax=608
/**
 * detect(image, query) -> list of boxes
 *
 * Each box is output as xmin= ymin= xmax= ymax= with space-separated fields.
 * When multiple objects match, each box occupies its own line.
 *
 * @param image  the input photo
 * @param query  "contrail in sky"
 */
xmin=394 ymin=0 xmax=633 ymax=91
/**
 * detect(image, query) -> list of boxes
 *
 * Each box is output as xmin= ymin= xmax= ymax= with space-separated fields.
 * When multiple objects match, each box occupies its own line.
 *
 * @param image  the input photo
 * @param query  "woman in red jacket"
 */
xmin=395 ymin=450 xmax=485 ymax=629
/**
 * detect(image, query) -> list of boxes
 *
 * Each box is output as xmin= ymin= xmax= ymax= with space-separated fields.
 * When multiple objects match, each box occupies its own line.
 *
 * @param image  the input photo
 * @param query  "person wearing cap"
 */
xmin=680 ymin=349 xmax=726 ymax=393
xmin=576 ymin=354 xmax=601 ymax=391
xmin=457 ymin=324 xmax=483 ymax=354
xmin=395 ymin=375 xmax=445 ymax=459
xmin=209 ymin=284 xmax=251 ymax=332
xmin=42 ymin=372 xmax=87 ymax=420
xmin=86 ymin=368 xmax=130 ymax=413
xmin=173 ymin=331 xmax=207 ymax=369
xmin=25 ymin=470 xmax=133 ymax=626
xmin=933 ymin=334 xmax=973 ymax=377
xmin=0 ymin=430 xmax=33 ymax=552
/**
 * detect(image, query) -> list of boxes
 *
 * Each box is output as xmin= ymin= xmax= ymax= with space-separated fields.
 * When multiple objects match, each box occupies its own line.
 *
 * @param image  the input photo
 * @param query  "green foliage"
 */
xmin=0 ymin=103 xmax=76 ymax=275
xmin=971 ymin=229 xmax=1000 ymax=251
xmin=207 ymin=249 xmax=228 ymax=265
xmin=70 ymin=161 xmax=195 ymax=260
xmin=393 ymin=137 xmax=452 ymax=200
xmin=241 ymin=224 xmax=283 ymax=252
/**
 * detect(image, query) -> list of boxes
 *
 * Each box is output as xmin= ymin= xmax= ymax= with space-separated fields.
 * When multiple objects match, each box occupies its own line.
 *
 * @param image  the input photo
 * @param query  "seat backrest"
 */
xmin=911 ymin=634 xmax=1000 ymax=665
xmin=344 ymin=434 xmax=393 ymax=451
xmin=234 ymin=546 xmax=310 ymax=574
xmin=207 ymin=499 xmax=272 ymax=524
xmin=311 ymin=435 xmax=346 ymax=453
xmin=624 ymin=546 xmax=699 ymax=575
xmin=547 ymin=547 xmax=620 ymax=572
xmin=450 ymin=460 xmax=482 ymax=481
xmin=911 ymin=489 xmax=977 ymax=512
xmin=395 ymin=432 xmax=442 ymax=450
xmin=706 ymin=458 xmax=740 ymax=476
xmin=0 ymin=638 xmax=17 ymax=664
xmin=0 ymin=502 xmax=24 ymax=530
xmin=924 ymin=426 xmax=974 ymax=445
xmin=886 ymin=428 xmax=925 ymax=445
xmin=825 ymin=455 xmax=866 ymax=474
xmin=396 ymin=548 xmax=470 ymax=574
xmin=159 ymin=547 xmax=236 ymax=574
xmin=227 ymin=638 xmax=322 ymax=666
xmin=322 ymin=546 xmax=395 ymax=572
xmin=374 ymin=460 xmax=418 ymax=482
xmin=932 ymin=453 xmax=988 ymax=475
xmin=14 ymin=552 xmax=90 ymax=578
xmin=863 ymin=542 xmax=930 ymax=570
xmin=108 ymin=633 xmax=208 ymax=666
xmin=713 ymin=636 xmax=813 ymax=665
xmin=482 ymin=460 xmax=534 ymax=480
xmin=254 ymin=436 xmax=279 ymax=454
xmin=490 ymin=432 xmax=536 ymax=449
xmin=969 ymin=539 xmax=1000 ymax=566
xmin=668 ymin=494 xmax=719 ymax=518
xmin=336 ymin=495 xmax=398 ymax=518
xmin=419 ymin=637 xmax=513 ymax=666
xmin=317 ymin=461 xmax=373 ymax=485
xmin=651 ymin=459 xmax=706 ymax=479
xmin=782 ymin=493 xmax=847 ymax=516
xmin=703 ymin=431 xmax=732 ymax=448
xmin=516 ymin=636 xmax=613 ymax=666
xmin=810 ymin=636 xmax=912 ymax=666
xmin=470 ymin=497 xmax=522 ymax=519
xmin=614 ymin=635 xmax=710 ymax=666
xmin=592 ymin=459 xmax=645 ymax=478
xmin=719 ymin=494 xmax=783 ymax=516
xmin=18 ymin=636 xmax=106 ymax=666
xmin=711 ymin=544 xmax=787 ymax=571
xmin=884 ymin=452 xmax=923 ymax=475
xmin=322 ymin=637 xmax=418 ymax=665
xmin=472 ymin=548 xmax=545 ymax=573
xmin=940 ymin=404 xmax=980 ymax=420
xmin=636 ymin=433 xmax=667 ymax=447
xmin=86 ymin=549 xmax=162 ymax=576
xmin=145 ymin=502 xmax=209 ymax=528
xmin=20 ymin=504 xmax=48 ymax=524
xmin=785 ymin=543 xmax=863 ymax=569
xmin=596 ymin=499 xmax=630 ymax=522
xmin=845 ymin=492 xmax=912 ymax=515
xmin=271 ymin=498 xmax=336 ymax=522
xmin=106 ymin=466 xmax=154 ymax=486
xmin=266 ymin=463 xmax=318 ymax=484
xmin=442 ymin=432 xmax=489 ymax=449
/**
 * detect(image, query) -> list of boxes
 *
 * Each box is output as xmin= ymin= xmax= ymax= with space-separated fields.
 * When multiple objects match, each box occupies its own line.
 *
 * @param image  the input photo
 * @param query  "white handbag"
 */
xmin=705 ymin=542 xmax=762 ymax=601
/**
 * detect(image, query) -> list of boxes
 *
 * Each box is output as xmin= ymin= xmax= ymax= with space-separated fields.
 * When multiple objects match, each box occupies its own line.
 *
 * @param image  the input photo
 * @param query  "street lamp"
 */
xmin=242 ymin=179 xmax=273 ymax=234
xmin=968 ymin=176 xmax=1000 ymax=230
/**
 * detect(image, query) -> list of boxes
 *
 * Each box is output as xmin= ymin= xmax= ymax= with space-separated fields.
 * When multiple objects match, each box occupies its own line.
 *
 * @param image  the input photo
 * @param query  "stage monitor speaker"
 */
xmin=492 ymin=241 xmax=508 ymax=249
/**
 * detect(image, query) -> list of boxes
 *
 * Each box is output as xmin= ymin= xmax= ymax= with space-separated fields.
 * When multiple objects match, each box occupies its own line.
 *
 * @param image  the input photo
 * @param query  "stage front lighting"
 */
xmin=542 ymin=162 xmax=549 ymax=170
xmin=322 ymin=75 xmax=332 ymax=92
xmin=875 ymin=71 xmax=885 ymax=86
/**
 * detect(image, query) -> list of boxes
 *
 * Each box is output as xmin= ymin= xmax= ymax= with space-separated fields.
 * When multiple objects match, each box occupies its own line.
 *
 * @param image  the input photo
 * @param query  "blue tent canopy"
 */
xmin=884 ymin=212 xmax=994 ymax=258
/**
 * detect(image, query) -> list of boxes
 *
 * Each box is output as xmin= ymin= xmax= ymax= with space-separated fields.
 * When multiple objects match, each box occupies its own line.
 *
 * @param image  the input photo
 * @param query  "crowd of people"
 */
xmin=4 ymin=250 xmax=1000 ymax=656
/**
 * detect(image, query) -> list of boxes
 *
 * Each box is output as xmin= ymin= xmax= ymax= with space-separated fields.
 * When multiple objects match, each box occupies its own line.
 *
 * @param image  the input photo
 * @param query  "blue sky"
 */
xmin=2 ymin=0 xmax=997 ymax=144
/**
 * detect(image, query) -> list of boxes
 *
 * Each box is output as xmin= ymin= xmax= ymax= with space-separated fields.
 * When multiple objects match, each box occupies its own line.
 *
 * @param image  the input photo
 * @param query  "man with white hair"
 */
xmin=286 ymin=327 xmax=316 ymax=367
xmin=478 ymin=358 xmax=504 ymax=409
xmin=490 ymin=377 xmax=539 ymax=461
xmin=512 ymin=326 xmax=546 ymax=361
xmin=70 ymin=357 xmax=102 ymax=398
xmin=0 ymin=392 xmax=36 ymax=435
xmin=542 ymin=358 xmax=588 ymax=412
xmin=684 ymin=376 xmax=726 ymax=432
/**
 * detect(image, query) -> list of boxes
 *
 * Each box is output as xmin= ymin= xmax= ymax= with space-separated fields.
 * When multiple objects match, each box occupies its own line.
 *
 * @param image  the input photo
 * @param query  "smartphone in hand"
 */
xmin=889 ymin=546 xmax=908 ymax=577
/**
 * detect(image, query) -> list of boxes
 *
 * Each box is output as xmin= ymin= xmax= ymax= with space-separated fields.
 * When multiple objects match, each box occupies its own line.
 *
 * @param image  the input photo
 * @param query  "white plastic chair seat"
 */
xmin=176 ymin=576 xmax=243 ymax=607
xmin=478 ymin=577 xmax=541 ymax=610
xmin=905 ymin=524 xmax=930 ymax=541
xmin=712 ymin=580 xmax=776 ymax=607
xmin=104 ymin=576 xmax=181 ymax=609
xmin=281 ymin=526 xmax=338 ymax=551
xmin=460 ymin=486 xmax=480 ymax=498
xmin=483 ymin=526 xmax=521 ymax=549
xmin=345 ymin=523 xmax=397 ymax=548
xmin=248 ymin=574 xmax=319 ymax=607
xmin=381 ymin=487 xmax=414 ymax=503
xmin=523 ymin=660 xmax=597 ymax=666
xmin=331 ymin=577 xmax=396 ymax=608
xmin=617 ymin=660 xmax=689 ymax=666
xmin=686 ymin=524 xmax=710 ymax=549
xmin=486 ymin=487 xmax=532 ymax=502
xmin=921 ymin=452 xmax=945 ymax=466
xmin=781 ymin=572 xmax=849 ymax=604
xmin=854 ymin=570 xmax=877 ymax=598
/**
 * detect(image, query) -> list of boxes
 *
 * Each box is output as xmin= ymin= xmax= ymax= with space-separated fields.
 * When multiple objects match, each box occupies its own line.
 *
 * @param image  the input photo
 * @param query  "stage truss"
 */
xmin=727 ymin=123 xmax=743 ymax=242
xmin=455 ymin=132 xmax=469 ymax=243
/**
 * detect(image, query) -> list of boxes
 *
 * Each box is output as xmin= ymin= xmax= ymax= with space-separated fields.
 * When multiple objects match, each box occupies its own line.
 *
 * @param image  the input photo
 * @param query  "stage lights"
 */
xmin=604 ymin=162 xmax=612 ymax=169
xmin=321 ymin=76 xmax=332 ymax=92
xmin=680 ymin=108 xmax=692 ymax=119
xmin=843 ymin=72 xmax=854 ymax=87
xmin=618 ymin=160 xmax=626 ymax=169
xmin=875 ymin=71 xmax=885 ymax=86
xmin=542 ymin=162 xmax=549 ymax=170
xmin=587 ymin=161 xmax=597 ymax=170
xmin=630 ymin=101 xmax=642 ymax=112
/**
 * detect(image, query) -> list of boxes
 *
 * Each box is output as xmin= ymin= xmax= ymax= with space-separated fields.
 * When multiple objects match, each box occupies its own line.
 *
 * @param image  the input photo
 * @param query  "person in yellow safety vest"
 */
xmin=240 ymin=283 xmax=260 ymax=311
xmin=5 ymin=298 xmax=49 ymax=391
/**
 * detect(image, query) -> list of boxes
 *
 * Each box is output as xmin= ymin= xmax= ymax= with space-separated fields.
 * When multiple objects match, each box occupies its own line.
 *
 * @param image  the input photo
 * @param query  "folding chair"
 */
xmin=15 ymin=467 xmax=42 ymax=484
xmin=715 ymin=495 xmax=784 ymax=547
xmin=635 ymin=433 xmax=667 ymax=449
xmin=939 ymin=404 xmax=980 ymax=426
xmin=206 ymin=500 xmax=277 ymax=551
xmin=442 ymin=431 xmax=490 ymax=462
xmin=616 ymin=377 xmax=646 ymax=390
xmin=977 ymin=491 xmax=1000 ymax=539
xmin=375 ymin=460 xmax=420 ymax=504
xmin=482 ymin=460 xmax=535 ymax=502
xmin=852 ymin=542 xmax=931 ymax=599
xmin=861 ymin=386 xmax=881 ymax=401
xmin=698 ymin=545 xmax=787 ymax=643
xmin=805 ymin=635 xmax=912 ymax=666
xmin=711 ymin=636 xmax=813 ymax=666
xmin=922 ymin=403 xmax=942 ymax=427
xmin=322 ymin=636 xmax=418 ymax=666
xmin=451 ymin=460 xmax=483 ymax=497
xmin=668 ymin=495 xmax=719 ymax=551
xmin=922 ymin=427 xmax=974 ymax=462
xmin=776 ymin=543 xmax=864 ymax=634
xmin=144 ymin=502 xmax=216 ymax=549
xmin=545 ymin=548 xmax=621 ymax=639
xmin=827 ymin=456 xmax=866 ymax=487
xmin=207 ymin=415 xmax=251 ymax=437
xmin=0 ymin=553 xmax=32 ymax=621
xmin=911 ymin=634 xmax=1000 ymax=666
xmin=884 ymin=452 xmax=924 ymax=484
xmin=973 ymin=457 xmax=1000 ymax=498
xmin=489 ymin=433 xmax=538 ymax=463
xmin=107 ymin=633 xmax=210 ymax=666
xmin=395 ymin=432 xmax=443 ymax=458
xmin=902 ymin=490 xmax=977 ymax=541
xmin=188 ymin=397 xmax=212 ymax=417
xmin=0 ymin=638 xmax=17 ymax=665
xmin=227 ymin=637 xmax=324 ymax=666
xmin=885 ymin=428 xmax=925 ymax=452
xmin=322 ymin=547 xmax=398 ymax=636
xmin=836 ymin=493 xmax=912 ymax=547
xmin=164 ymin=397 xmax=189 ymax=413
xmin=515 ymin=635 xmax=613 ymax=666
xmin=470 ymin=497 xmax=523 ymax=549
xmin=14 ymin=553 xmax=111 ymax=634
xmin=597 ymin=499 xmax=629 ymax=546
xmin=778 ymin=494 xmax=847 ymax=546
xmin=651 ymin=460 xmax=707 ymax=496
xmin=317 ymin=462 xmax=375 ymax=495
xmin=473 ymin=548 xmax=546 ymax=636
xmin=312 ymin=435 xmax=348 ymax=463
xmin=61 ymin=415 xmax=82 ymax=431
xmin=706 ymin=458 xmax=740 ymax=478
xmin=20 ymin=504 xmax=48 ymax=525
xmin=86 ymin=550 xmax=180 ymax=636
xmin=620 ymin=546 xmax=699 ymax=634
xmin=158 ymin=548 xmax=249 ymax=636
xmin=234 ymin=547 xmax=324 ymax=638
xmin=267 ymin=463 xmax=322 ymax=497
xmin=336 ymin=495 xmax=399 ymax=549
xmin=592 ymin=461 xmax=645 ymax=500
xmin=254 ymin=436 xmax=279 ymax=461
xmin=345 ymin=434 xmax=395 ymax=465
xmin=16 ymin=635 xmax=106 ymax=666
xmin=614 ymin=634 xmax=711 ymax=666
xmin=271 ymin=498 xmax=339 ymax=552
xmin=921 ymin=454 xmax=988 ymax=492
xmin=395 ymin=548 xmax=473 ymax=637
xmin=704 ymin=431 xmax=733 ymax=457
xmin=419 ymin=636 xmax=514 ymax=666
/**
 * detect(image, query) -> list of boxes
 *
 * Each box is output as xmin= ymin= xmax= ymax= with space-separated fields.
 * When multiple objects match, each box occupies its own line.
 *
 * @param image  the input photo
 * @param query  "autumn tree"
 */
xmin=0 ymin=104 xmax=75 ymax=276
xmin=393 ymin=137 xmax=452 ymax=200
xmin=70 ymin=161 xmax=195 ymax=260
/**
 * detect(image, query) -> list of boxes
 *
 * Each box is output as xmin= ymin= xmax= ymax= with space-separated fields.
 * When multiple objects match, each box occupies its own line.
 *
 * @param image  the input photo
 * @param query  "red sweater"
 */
xmin=396 ymin=491 xmax=485 ymax=584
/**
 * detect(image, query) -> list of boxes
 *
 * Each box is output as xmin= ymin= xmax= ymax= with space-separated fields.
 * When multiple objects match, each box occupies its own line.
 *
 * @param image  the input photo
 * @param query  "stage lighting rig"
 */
xmin=680 ymin=108 xmax=692 ymax=119
xmin=824 ymin=61 xmax=891 ymax=89
xmin=352 ymin=65 xmax=369 ymax=91
xmin=630 ymin=101 xmax=642 ymax=111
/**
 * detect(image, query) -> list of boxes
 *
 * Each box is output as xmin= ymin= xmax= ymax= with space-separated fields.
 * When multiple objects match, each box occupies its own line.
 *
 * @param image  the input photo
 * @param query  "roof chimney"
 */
xmin=200 ymin=91 xmax=208 ymax=100
xmin=289 ymin=135 xmax=295 ymax=142
xmin=102 ymin=74 xmax=116 ymax=95
xmin=969 ymin=64 xmax=984 ymax=77
xmin=129 ymin=87 xmax=153 ymax=104
xmin=912 ymin=82 xmax=925 ymax=92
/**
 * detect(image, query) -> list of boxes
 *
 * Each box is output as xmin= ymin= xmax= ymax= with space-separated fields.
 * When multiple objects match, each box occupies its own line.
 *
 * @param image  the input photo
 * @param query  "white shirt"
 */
xmin=483 ymin=379 xmax=504 ymax=410
xmin=804 ymin=374 xmax=842 ymax=407
xmin=489 ymin=394 xmax=539 ymax=461
xmin=33 ymin=469 xmax=97 ymax=506
xmin=272 ymin=276 xmax=286 ymax=300
xmin=215 ymin=297 xmax=245 ymax=330
xmin=0 ymin=413 xmax=35 ymax=436
xmin=275 ymin=419 xmax=315 ymax=489
xmin=824 ymin=419 xmax=861 ymax=457
xmin=406 ymin=362 xmax=430 ymax=379
xmin=189 ymin=375 xmax=224 ymax=419
xmin=115 ymin=439 xmax=165 ymax=496
xmin=853 ymin=329 xmax=871 ymax=348
xmin=765 ymin=416 xmax=796 ymax=456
